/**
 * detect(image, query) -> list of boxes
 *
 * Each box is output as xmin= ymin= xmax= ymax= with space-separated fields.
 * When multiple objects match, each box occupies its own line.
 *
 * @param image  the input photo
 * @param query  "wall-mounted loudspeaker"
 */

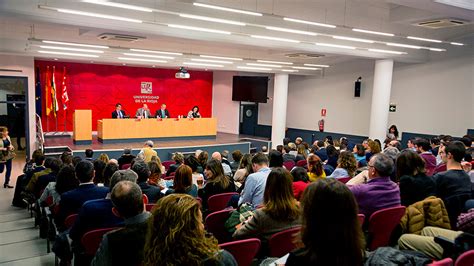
xmin=354 ymin=77 xmax=362 ymax=97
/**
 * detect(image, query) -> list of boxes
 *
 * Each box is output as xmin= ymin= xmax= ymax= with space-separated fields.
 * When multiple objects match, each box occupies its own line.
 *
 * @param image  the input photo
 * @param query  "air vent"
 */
xmin=414 ymin=18 xmax=469 ymax=29
xmin=285 ymin=53 xmax=324 ymax=59
xmin=97 ymin=33 xmax=146 ymax=42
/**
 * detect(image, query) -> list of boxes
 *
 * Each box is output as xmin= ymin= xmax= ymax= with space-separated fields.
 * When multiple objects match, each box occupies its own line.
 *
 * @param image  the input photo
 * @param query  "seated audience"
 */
xmin=167 ymin=152 xmax=184 ymax=176
xmin=230 ymin=150 xmax=243 ymax=173
xmin=233 ymin=153 xmax=253 ymax=187
xmin=314 ymin=141 xmax=328 ymax=162
xmin=198 ymin=159 xmax=236 ymax=209
xmin=184 ymin=155 xmax=204 ymax=186
xmin=415 ymin=138 xmax=437 ymax=176
xmin=35 ymin=158 xmax=62 ymax=197
xmin=137 ymin=140 xmax=157 ymax=163
xmin=328 ymin=151 xmax=357 ymax=179
xmin=295 ymin=144 xmax=307 ymax=162
xmin=430 ymin=137 xmax=441 ymax=157
xmin=132 ymin=160 xmax=163 ymax=203
xmin=268 ymin=150 xmax=283 ymax=168
xmin=326 ymin=145 xmax=340 ymax=169
xmin=97 ymin=153 xmax=109 ymax=164
xmin=143 ymin=194 xmax=237 ymax=265
xmin=286 ymin=179 xmax=365 ymax=266
xmin=211 ymin=151 xmax=232 ymax=177
xmin=238 ymin=153 xmax=271 ymax=207
xmin=150 ymin=155 xmax=166 ymax=173
xmin=221 ymin=150 xmax=231 ymax=167
xmin=353 ymin=144 xmax=367 ymax=166
xmin=69 ymin=169 xmax=138 ymax=250
xmin=291 ymin=167 xmax=309 ymax=201
xmin=349 ymin=153 xmax=401 ymax=218
xmin=233 ymin=167 xmax=300 ymax=249
xmin=307 ymin=154 xmax=326 ymax=182
xmin=147 ymin=161 xmax=165 ymax=188
xmin=85 ymin=149 xmax=94 ymax=161
xmin=282 ymin=145 xmax=296 ymax=162
xmin=365 ymin=140 xmax=381 ymax=161
xmin=92 ymin=181 xmax=151 ymax=266
xmin=25 ymin=157 xmax=54 ymax=195
xmin=165 ymin=165 xmax=198 ymax=197
xmin=102 ymin=162 xmax=119 ymax=188
xmin=93 ymin=160 xmax=106 ymax=186
xmin=39 ymin=165 xmax=79 ymax=207
xmin=197 ymin=150 xmax=209 ymax=171
xmin=276 ymin=144 xmax=284 ymax=154
xmin=56 ymin=160 xmax=109 ymax=229
xmin=117 ymin=148 xmax=135 ymax=169
xmin=397 ymin=150 xmax=436 ymax=207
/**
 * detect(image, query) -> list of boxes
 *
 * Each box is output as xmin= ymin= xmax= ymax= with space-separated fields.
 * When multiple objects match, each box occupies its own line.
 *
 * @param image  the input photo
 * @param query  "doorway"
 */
xmin=239 ymin=103 xmax=259 ymax=136
xmin=0 ymin=76 xmax=29 ymax=159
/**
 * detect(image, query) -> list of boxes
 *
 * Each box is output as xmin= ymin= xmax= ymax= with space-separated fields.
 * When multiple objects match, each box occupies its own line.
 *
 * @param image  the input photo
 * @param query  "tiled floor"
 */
xmin=0 ymin=151 xmax=55 ymax=265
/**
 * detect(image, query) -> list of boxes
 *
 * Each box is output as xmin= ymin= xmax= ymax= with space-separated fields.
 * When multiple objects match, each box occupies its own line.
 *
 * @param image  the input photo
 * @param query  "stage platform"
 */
xmin=44 ymin=132 xmax=271 ymax=161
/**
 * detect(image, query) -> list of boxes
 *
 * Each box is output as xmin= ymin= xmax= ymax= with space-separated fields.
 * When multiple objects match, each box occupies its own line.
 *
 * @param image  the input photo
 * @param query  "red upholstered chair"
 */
xmin=120 ymin=163 xmax=131 ymax=170
xmin=455 ymin=250 xmax=474 ymax=266
xmin=205 ymin=209 xmax=234 ymax=243
xmin=296 ymin=160 xmax=307 ymax=167
xmin=367 ymin=206 xmax=406 ymax=251
xmin=64 ymin=214 xmax=78 ymax=229
xmin=208 ymin=192 xmax=239 ymax=213
xmin=283 ymin=161 xmax=295 ymax=170
xmin=145 ymin=204 xmax=155 ymax=212
xmin=357 ymin=214 xmax=365 ymax=227
xmin=81 ymin=227 xmax=120 ymax=256
xmin=337 ymin=177 xmax=351 ymax=184
xmin=196 ymin=197 xmax=202 ymax=207
xmin=429 ymin=258 xmax=453 ymax=266
xmin=268 ymin=226 xmax=301 ymax=258
xmin=162 ymin=160 xmax=174 ymax=170
xmin=219 ymin=238 xmax=261 ymax=266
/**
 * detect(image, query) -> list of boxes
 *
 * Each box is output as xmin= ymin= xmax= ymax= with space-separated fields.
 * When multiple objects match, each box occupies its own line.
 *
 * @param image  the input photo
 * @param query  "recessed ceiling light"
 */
xmin=56 ymin=8 xmax=143 ymax=23
xmin=39 ymin=45 xmax=105 ymax=53
xmin=333 ymin=36 xmax=374 ymax=43
xmin=281 ymin=69 xmax=298 ymax=72
xmin=304 ymin=64 xmax=329 ymax=67
xmin=352 ymin=28 xmax=394 ymax=37
xmin=118 ymin=57 xmax=167 ymax=63
xmin=250 ymin=35 xmax=300 ymax=43
xmin=193 ymin=3 xmax=262 ymax=16
xmin=42 ymin=40 xmax=109 ymax=49
xmin=179 ymin=14 xmax=246 ymax=26
xmin=368 ymin=49 xmax=406 ymax=55
xmin=292 ymin=66 xmax=320 ymax=70
xmin=191 ymin=58 xmax=233 ymax=64
xmin=81 ymin=0 xmax=153 ymax=12
xmin=386 ymin=43 xmax=422 ymax=49
xmin=283 ymin=17 xmax=336 ymax=28
xmin=315 ymin=43 xmax=356 ymax=49
xmin=183 ymin=62 xmax=224 ymax=67
xmin=257 ymin=60 xmax=293 ymax=65
xmin=38 ymin=50 xmax=99 ymax=58
xmin=200 ymin=55 xmax=243 ymax=61
xmin=428 ymin=48 xmax=447 ymax=52
xmin=123 ymin=53 xmax=174 ymax=59
xmin=168 ymin=24 xmax=231 ymax=34
xmin=265 ymin=26 xmax=317 ymax=36
xmin=237 ymin=66 xmax=272 ymax=71
xmin=247 ymin=63 xmax=282 ymax=68
xmin=130 ymin=49 xmax=182 ymax=56
xmin=407 ymin=36 xmax=442 ymax=43
xmin=450 ymin=42 xmax=464 ymax=46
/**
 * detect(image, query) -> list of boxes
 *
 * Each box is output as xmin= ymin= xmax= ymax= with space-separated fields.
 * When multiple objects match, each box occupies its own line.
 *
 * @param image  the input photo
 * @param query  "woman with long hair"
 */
xmin=388 ymin=125 xmax=399 ymax=139
xmin=144 ymin=194 xmax=237 ymax=265
xmin=291 ymin=167 xmax=309 ymax=201
xmin=93 ymin=160 xmax=106 ymax=186
xmin=328 ymin=151 xmax=358 ymax=179
xmin=198 ymin=159 xmax=235 ymax=209
xmin=150 ymin=155 xmax=165 ymax=174
xmin=268 ymin=150 xmax=283 ymax=168
xmin=307 ymin=154 xmax=326 ymax=182
xmin=366 ymin=140 xmax=381 ymax=161
xmin=353 ymin=144 xmax=366 ymax=163
xmin=198 ymin=151 xmax=209 ymax=170
xmin=233 ymin=167 xmax=300 ymax=247
xmin=397 ymin=150 xmax=436 ymax=206
xmin=97 ymin=153 xmax=109 ymax=164
xmin=0 ymin=126 xmax=15 ymax=188
xmin=286 ymin=179 xmax=365 ymax=266
xmin=295 ymin=144 xmax=307 ymax=161
xmin=166 ymin=165 xmax=198 ymax=197
xmin=148 ymin=161 xmax=165 ymax=189
xmin=40 ymin=165 xmax=79 ymax=206
xmin=103 ymin=162 xmax=119 ymax=187
xmin=184 ymin=155 xmax=204 ymax=187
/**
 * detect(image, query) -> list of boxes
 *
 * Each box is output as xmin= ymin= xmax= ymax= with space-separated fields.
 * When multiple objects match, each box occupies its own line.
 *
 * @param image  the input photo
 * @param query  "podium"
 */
xmin=73 ymin=110 xmax=92 ymax=144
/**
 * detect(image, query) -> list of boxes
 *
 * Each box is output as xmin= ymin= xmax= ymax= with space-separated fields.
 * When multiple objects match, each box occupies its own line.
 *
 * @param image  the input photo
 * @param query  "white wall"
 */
xmin=0 ymin=55 xmax=36 ymax=156
xmin=212 ymin=71 xmax=240 ymax=134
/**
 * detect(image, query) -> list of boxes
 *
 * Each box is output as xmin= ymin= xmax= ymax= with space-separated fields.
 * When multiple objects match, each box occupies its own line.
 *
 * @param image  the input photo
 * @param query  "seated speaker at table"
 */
xmin=187 ymin=105 xmax=201 ymax=118
xmin=155 ymin=104 xmax=170 ymax=118
xmin=135 ymin=104 xmax=152 ymax=119
xmin=111 ymin=103 xmax=127 ymax=119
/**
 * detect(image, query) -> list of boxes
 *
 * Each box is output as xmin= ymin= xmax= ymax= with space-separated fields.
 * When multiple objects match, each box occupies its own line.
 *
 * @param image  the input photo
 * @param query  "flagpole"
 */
xmin=64 ymin=109 xmax=67 ymax=133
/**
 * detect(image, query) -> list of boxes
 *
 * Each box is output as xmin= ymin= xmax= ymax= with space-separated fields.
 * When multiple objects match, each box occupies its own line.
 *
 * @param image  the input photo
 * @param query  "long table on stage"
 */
xmin=97 ymin=118 xmax=217 ymax=143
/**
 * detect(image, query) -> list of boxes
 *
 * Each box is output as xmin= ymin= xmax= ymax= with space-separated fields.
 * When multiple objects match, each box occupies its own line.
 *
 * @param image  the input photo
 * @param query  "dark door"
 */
xmin=240 ymin=104 xmax=258 ymax=136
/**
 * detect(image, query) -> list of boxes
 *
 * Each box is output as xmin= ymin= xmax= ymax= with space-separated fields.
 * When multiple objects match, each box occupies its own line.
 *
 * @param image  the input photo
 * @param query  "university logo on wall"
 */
xmin=141 ymin=82 xmax=152 ymax=94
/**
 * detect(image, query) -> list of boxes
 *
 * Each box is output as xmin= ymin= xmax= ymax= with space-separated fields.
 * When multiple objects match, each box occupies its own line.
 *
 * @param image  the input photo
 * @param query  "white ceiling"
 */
xmin=0 ymin=0 xmax=472 ymax=75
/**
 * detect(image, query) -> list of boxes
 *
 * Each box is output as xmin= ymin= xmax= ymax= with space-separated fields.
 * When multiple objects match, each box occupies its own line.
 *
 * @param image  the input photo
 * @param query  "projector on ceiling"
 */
xmin=175 ymin=67 xmax=190 ymax=79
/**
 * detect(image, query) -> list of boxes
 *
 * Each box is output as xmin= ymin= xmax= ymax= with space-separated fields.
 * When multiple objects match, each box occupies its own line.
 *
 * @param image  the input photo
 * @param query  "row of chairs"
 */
xmin=430 ymin=250 xmax=474 ymax=266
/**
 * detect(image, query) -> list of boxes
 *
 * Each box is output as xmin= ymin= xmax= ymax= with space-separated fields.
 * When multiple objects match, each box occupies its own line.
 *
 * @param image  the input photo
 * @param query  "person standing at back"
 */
xmin=137 ymin=141 xmax=157 ymax=163
xmin=0 ymin=126 xmax=15 ymax=188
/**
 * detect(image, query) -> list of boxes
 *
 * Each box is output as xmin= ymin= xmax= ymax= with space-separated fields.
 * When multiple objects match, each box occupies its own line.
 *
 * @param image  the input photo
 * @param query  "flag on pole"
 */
xmin=35 ymin=67 xmax=42 ymax=116
xmin=51 ymin=66 xmax=59 ymax=117
xmin=61 ymin=67 xmax=69 ymax=110
xmin=45 ymin=66 xmax=52 ymax=116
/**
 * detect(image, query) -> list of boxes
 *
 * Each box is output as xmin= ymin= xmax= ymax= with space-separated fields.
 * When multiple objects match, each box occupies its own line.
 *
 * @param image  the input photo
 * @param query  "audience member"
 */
xmin=388 ymin=125 xmax=399 ymax=139
xmin=238 ymin=153 xmax=271 ymax=207
xmin=166 ymin=165 xmax=198 ymax=197
xmin=167 ymin=152 xmax=184 ymax=176
xmin=197 ymin=150 xmax=209 ymax=170
xmin=117 ymin=148 xmax=135 ymax=169
xmin=328 ymin=151 xmax=357 ymax=179
xmin=233 ymin=168 xmax=300 ymax=250
xmin=102 ymin=162 xmax=119 ymax=188
xmin=397 ymin=150 xmax=436 ymax=206
xmin=415 ymin=138 xmax=437 ymax=176
xmin=143 ymin=194 xmax=237 ymax=265
xmin=93 ymin=160 xmax=106 ymax=186
xmin=97 ymin=153 xmax=109 ymax=164
xmin=430 ymin=137 xmax=441 ymax=157
xmin=268 ymin=150 xmax=283 ymax=168
xmin=282 ymin=145 xmax=296 ymax=162
xmin=407 ymin=139 xmax=416 ymax=152
xmin=184 ymin=155 xmax=204 ymax=186
xmin=349 ymin=153 xmax=401 ymax=218
xmin=233 ymin=153 xmax=253 ymax=186
xmin=290 ymin=167 xmax=309 ymax=201
xmin=92 ymin=181 xmax=151 ymax=266
xmin=276 ymin=144 xmax=283 ymax=153
xmin=147 ymin=161 xmax=165 ymax=188
xmin=25 ymin=157 xmax=54 ymax=196
xmin=230 ymin=150 xmax=243 ymax=173
xmin=199 ymin=159 xmax=236 ymax=209
xmin=221 ymin=150 xmax=231 ymax=167
xmin=60 ymin=151 xmax=73 ymax=166
xmin=39 ymin=165 xmax=79 ymax=207
xmin=137 ymin=140 xmax=157 ymax=163
xmin=353 ymin=144 xmax=367 ymax=166
xmin=295 ymin=144 xmax=307 ymax=161
xmin=295 ymin=137 xmax=303 ymax=145
xmin=35 ymin=158 xmax=62 ymax=196
xmin=307 ymin=154 xmax=326 ymax=182
xmin=366 ymin=140 xmax=381 ymax=161
xmin=85 ymin=149 xmax=94 ymax=161
xmin=261 ymin=146 xmax=269 ymax=154
xmin=211 ymin=151 xmax=232 ymax=177
xmin=286 ymin=179 xmax=365 ymax=266
xmin=326 ymin=145 xmax=340 ymax=169
xmin=283 ymin=138 xmax=291 ymax=146
xmin=132 ymin=160 xmax=163 ymax=203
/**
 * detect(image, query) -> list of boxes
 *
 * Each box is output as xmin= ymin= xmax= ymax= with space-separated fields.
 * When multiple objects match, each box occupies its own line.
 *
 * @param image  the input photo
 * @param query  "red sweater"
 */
xmin=293 ymin=181 xmax=309 ymax=201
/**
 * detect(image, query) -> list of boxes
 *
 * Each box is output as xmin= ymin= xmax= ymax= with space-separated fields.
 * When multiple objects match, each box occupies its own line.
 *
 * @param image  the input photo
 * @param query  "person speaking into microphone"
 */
xmin=112 ymin=103 xmax=127 ymax=119
xmin=135 ymin=103 xmax=152 ymax=119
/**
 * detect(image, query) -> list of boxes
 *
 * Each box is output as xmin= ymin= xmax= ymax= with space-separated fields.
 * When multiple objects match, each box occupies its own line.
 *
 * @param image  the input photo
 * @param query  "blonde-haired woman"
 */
xmin=97 ymin=153 xmax=109 ymax=164
xmin=144 ymin=194 xmax=237 ymax=265
xmin=0 ymin=127 xmax=15 ymax=188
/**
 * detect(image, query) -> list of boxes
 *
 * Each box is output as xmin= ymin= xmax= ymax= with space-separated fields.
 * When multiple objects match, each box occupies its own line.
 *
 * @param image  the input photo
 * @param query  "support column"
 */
xmin=369 ymin=59 xmax=394 ymax=141
xmin=271 ymin=74 xmax=289 ymax=148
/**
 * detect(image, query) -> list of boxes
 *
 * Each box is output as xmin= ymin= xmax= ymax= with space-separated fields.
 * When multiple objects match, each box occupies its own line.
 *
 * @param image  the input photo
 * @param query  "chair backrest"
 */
xmin=357 ymin=214 xmax=365 ymax=227
xmin=162 ymin=160 xmax=174 ymax=170
xmin=283 ymin=161 xmax=295 ymax=170
xmin=219 ymin=238 xmax=261 ymax=266
xmin=120 ymin=163 xmax=131 ymax=170
xmin=368 ymin=206 xmax=406 ymax=250
xmin=64 ymin=213 xmax=78 ymax=228
xmin=81 ymin=227 xmax=120 ymax=256
xmin=205 ymin=209 xmax=234 ymax=243
xmin=455 ymin=249 xmax=474 ymax=266
xmin=337 ymin=177 xmax=351 ymax=184
xmin=145 ymin=204 xmax=155 ymax=212
xmin=208 ymin=192 xmax=239 ymax=213
xmin=296 ymin=160 xmax=307 ymax=167
xmin=429 ymin=258 xmax=453 ymax=266
xmin=268 ymin=226 xmax=301 ymax=258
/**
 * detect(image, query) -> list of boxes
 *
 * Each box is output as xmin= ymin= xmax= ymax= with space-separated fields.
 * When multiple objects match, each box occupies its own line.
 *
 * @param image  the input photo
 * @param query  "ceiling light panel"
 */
xmin=352 ymin=28 xmax=394 ymax=37
xmin=407 ymin=36 xmax=442 ymax=43
xmin=292 ymin=66 xmax=320 ymax=70
xmin=304 ymin=64 xmax=329 ymax=67
xmin=81 ymin=0 xmax=153 ymax=12
xmin=428 ymin=48 xmax=447 ymax=52
xmin=265 ymin=26 xmax=317 ymax=36
xmin=168 ymin=24 xmax=231 ymax=34
xmin=281 ymin=69 xmax=298 ymax=72
xmin=283 ymin=17 xmax=336 ymax=28
xmin=39 ymin=45 xmax=104 ymax=53
xmin=386 ymin=43 xmax=422 ymax=49
xmin=123 ymin=53 xmax=174 ymax=59
xmin=56 ymin=8 xmax=143 ymax=23
xmin=450 ymin=42 xmax=464 ymax=46
xmin=200 ymin=55 xmax=243 ymax=61
xmin=193 ymin=3 xmax=262 ymax=16
xmin=250 ymin=35 xmax=300 ymax=43
xmin=237 ymin=66 xmax=272 ymax=71
xmin=257 ymin=60 xmax=293 ymax=65
xmin=191 ymin=58 xmax=233 ymax=64
xmin=315 ymin=43 xmax=356 ymax=49
xmin=42 ymin=40 xmax=108 ymax=49
xmin=179 ymin=14 xmax=246 ymax=26
xmin=183 ymin=62 xmax=224 ymax=67
xmin=130 ymin=49 xmax=182 ymax=55
xmin=333 ymin=36 xmax=374 ymax=43
xmin=434 ymin=0 xmax=474 ymax=11
xmin=368 ymin=49 xmax=406 ymax=55
xmin=38 ymin=50 xmax=99 ymax=58
xmin=247 ymin=63 xmax=282 ymax=68
xmin=118 ymin=57 xmax=167 ymax=63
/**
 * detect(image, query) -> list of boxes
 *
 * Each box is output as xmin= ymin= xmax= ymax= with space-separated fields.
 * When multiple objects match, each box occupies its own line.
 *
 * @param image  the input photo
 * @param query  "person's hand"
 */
xmin=461 ymin=161 xmax=472 ymax=173
xmin=235 ymin=222 xmax=243 ymax=230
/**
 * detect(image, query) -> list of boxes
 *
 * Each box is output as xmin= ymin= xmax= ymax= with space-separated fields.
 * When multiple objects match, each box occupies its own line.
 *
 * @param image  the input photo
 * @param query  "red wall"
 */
xmin=35 ymin=60 xmax=213 ymax=132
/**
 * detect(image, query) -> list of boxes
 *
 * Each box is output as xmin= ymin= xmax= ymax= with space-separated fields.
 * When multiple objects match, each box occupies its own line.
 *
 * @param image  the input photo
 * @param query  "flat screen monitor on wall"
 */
xmin=232 ymin=76 xmax=268 ymax=103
